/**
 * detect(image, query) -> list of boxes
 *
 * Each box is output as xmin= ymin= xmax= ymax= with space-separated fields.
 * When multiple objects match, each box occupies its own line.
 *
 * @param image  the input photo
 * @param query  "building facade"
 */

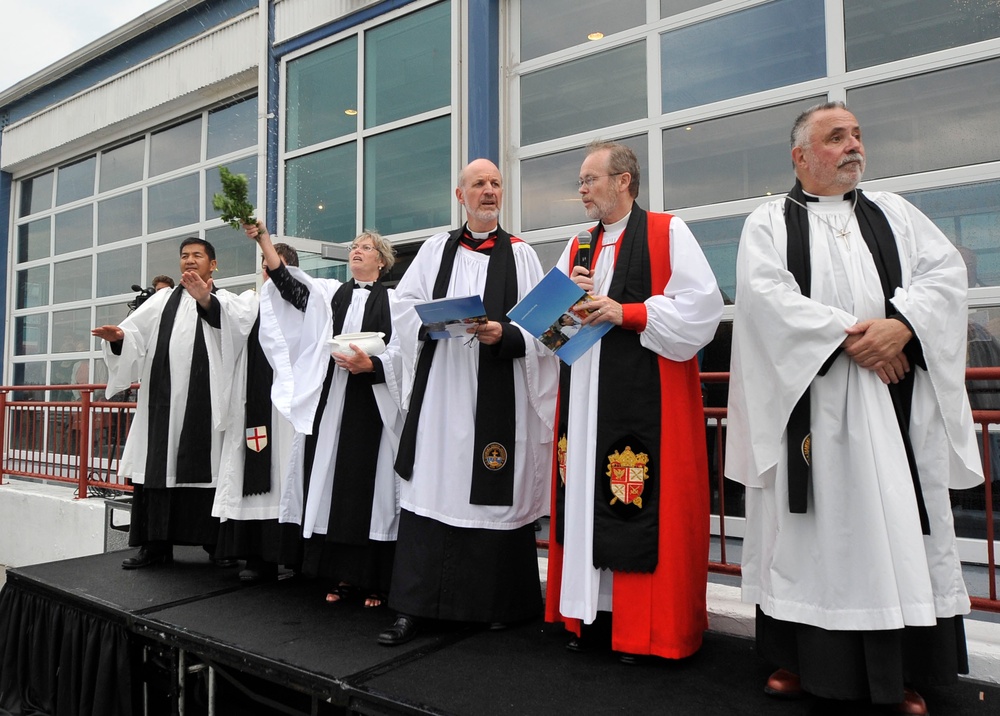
xmin=2 ymin=0 xmax=999 ymax=545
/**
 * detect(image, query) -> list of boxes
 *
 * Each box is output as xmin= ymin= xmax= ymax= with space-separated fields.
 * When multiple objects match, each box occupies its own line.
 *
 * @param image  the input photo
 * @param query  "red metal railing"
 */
xmin=2 ymin=375 xmax=997 ymax=612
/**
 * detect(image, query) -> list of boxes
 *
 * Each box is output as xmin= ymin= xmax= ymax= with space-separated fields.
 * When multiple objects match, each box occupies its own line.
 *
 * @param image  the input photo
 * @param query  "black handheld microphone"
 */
xmin=574 ymin=230 xmax=592 ymax=273
xmin=131 ymin=284 xmax=143 ymax=292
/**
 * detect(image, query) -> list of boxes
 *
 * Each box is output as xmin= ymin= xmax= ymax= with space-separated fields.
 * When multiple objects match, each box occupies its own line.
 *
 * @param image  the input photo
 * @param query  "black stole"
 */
xmin=242 ymin=313 xmax=273 ymax=496
xmin=592 ymin=207 xmax=661 ymax=572
xmin=783 ymin=180 xmax=929 ymax=533
xmin=394 ymin=226 xmax=520 ymax=507
xmin=145 ymin=287 xmax=215 ymax=488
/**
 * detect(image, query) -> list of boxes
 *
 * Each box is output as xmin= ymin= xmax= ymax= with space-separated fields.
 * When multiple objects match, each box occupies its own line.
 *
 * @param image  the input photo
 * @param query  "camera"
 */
xmin=127 ymin=284 xmax=155 ymax=312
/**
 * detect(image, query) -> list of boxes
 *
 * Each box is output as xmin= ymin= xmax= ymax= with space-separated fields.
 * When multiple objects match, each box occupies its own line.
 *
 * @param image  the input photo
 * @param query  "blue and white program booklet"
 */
xmin=507 ymin=267 xmax=611 ymax=365
xmin=414 ymin=294 xmax=489 ymax=340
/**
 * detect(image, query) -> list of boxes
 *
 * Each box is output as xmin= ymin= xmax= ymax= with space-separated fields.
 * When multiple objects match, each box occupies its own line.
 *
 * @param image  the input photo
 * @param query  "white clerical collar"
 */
xmin=470 ymin=226 xmax=497 ymax=240
xmin=355 ymin=279 xmax=374 ymax=288
xmin=804 ymin=190 xmax=848 ymax=203
xmin=602 ymin=212 xmax=631 ymax=244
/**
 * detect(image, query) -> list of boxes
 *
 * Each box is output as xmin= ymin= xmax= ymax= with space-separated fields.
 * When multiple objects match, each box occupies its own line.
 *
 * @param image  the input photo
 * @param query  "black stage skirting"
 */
xmin=1 ymin=549 xmax=998 ymax=716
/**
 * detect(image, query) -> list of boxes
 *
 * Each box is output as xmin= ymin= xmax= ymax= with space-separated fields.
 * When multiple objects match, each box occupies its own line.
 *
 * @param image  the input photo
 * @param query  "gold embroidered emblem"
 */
xmin=482 ymin=442 xmax=507 ymax=471
xmin=801 ymin=434 xmax=811 ymax=467
xmin=606 ymin=446 xmax=649 ymax=508
xmin=557 ymin=435 xmax=568 ymax=485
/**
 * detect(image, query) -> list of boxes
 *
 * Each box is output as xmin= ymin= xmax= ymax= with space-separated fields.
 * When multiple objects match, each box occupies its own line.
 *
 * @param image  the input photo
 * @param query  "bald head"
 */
xmin=456 ymin=159 xmax=503 ymax=232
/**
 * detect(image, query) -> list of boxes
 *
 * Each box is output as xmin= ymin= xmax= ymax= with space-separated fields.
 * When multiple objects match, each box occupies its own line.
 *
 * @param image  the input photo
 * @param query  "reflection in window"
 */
xmin=285 ymin=142 xmax=357 ymax=242
xmin=662 ymin=97 xmax=822 ymax=209
xmin=150 ymin=118 xmax=202 ymax=177
xmin=207 ymin=98 xmax=257 ymax=158
xmin=17 ymin=219 xmax=51 ymax=263
xmin=661 ymin=1 xmax=715 ymax=18
xmin=521 ymin=42 xmax=646 ymax=146
xmin=686 ymin=215 xmax=744 ymax=302
xmin=848 ymin=59 xmax=1000 ymax=181
xmin=56 ymin=156 xmax=96 ymax=206
xmin=53 ymin=258 xmax=93 ymax=304
xmin=19 ymin=172 xmax=53 ymax=217
xmin=55 ymin=206 xmax=94 ymax=255
xmin=16 ymin=266 xmax=50 ymax=309
xmin=205 ymin=226 xmax=258 ymax=280
xmin=95 ymin=304 xmax=128 ymax=349
xmin=660 ymin=0 xmax=824 ymax=113
xmin=846 ymin=0 xmax=1000 ymax=71
xmin=14 ymin=314 xmax=48 ymax=355
xmin=286 ymin=37 xmax=358 ymax=151
xmin=52 ymin=308 xmax=92 ymax=354
xmin=903 ymin=181 xmax=1000 ymax=288
xmin=97 ymin=245 xmax=142 ymax=298
xmin=100 ymin=139 xmax=145 ymax=192
xmin=12 ymin=362 xmax=47 ymax=392
xmin=146 ymin=236 xmax=184 ymax=286
xmin=98 ymin=191 xmax=142 ymax=245
xmin=365 ymin=1 xmax=451 ymax=129
xmin=206 ymin=157 xmax=257 ymax=222
xmin=520 ymin=0 xmax=644 ymax=62
xmin=148 ymin=174 xmax=200 ymax=234
xmin=520 ymin=135 xmax=649 ymax=232
xmin=365 ymin=118 xmax=451 ymax=235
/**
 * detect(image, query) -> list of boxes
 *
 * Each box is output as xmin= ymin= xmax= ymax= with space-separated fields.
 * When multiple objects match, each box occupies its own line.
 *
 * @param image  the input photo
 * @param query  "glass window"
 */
xmin=902 ymin=181 xmax=1000 ymax=288
xmin=846 ymin=0 xmax=1000 ymax=71
xmin=55 ymin=206 xmax=93 ymax=255
xmin=206 ymin=157 xmax=258 ymax=223
xmin=520 ymin=135 xmax=649 ymax=231
xmin=205 ymin=226 xmax=258 ymax=280
xmin=285 ymin=142 xmax=357 ymax=243
xmin=847 ymin=59 xmax=1000 ymax=181
xmin=365 ymin=118 xmax=450 ymax=235
xmin=12 ymin=362 xmax=47 ymax=391
xmin=52 ymin=308 xmax=92 ymax=354
xmin=150 ymin=117 xmax=202 ymax=177
xmin=14 ymin=314 xmax=48 ymax=355
xmin=19 ymin=171 xmax=53 ymax=217
xmin=520 ymin=0 xmax=645 ymax=62
xmin=286 ymin=37 xmax=359 ymax=151
xmin=148 ymin=174 xmax=200 ymax=234
xmin=17 ymin=218 xmax=51 ymax=263
xmin=97 ymin=246 xmax=142 ymax=298
xmin=662 ymin=97 xmax=822 ymax=209
xmin=56 ymin=156 xmax=96 ymax=206
xmin=100 ymin=139 xmax=145 ymax=192
xmin=95 ymin=304 xmax=129 ymax=347
xmin=97 ymin=190 xmax=142 ymax=245
xmin=146 ymin=236 xmax=184 ymax=285
xmin=365 ymin=1 xmax=451 ymax=129
xmin=53 ymin=257 xmax=93 ymax=304
xmin=660 ymin=0 xmax=825 ymax=113
xmin=16 ymin=266 xmax=50 ymax=309
xmin=207 ymin=98 xmax=257 ymax=158
xmin=687 ymin=215 xmax=745 ymax=302
xmin=521 ymin=42 xmax=646 ymax=146
xmin=661 ymin=1 xmax=716 ymax=18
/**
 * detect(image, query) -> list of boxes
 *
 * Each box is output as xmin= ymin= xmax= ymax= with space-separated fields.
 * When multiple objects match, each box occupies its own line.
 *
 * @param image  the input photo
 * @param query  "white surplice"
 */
xmin=727 ymin=191 xmax=984 ymax=631
xmin=105 ymin=286 xmax=252 ymax=488
xmin=555 ymin=213 xmax=724 ymax=624
xmin=259 ymin=267 xmax=403 ymax=541
xmin=390 ymin=232 xmax=559 ymax=530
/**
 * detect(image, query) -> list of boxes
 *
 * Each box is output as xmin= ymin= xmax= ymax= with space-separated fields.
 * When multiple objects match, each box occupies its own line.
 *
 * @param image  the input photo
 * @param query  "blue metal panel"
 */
xmin=466 ymin=0 xmax=500 ymax=164
xmin=1 ymin=0 xmax=258 ymax=125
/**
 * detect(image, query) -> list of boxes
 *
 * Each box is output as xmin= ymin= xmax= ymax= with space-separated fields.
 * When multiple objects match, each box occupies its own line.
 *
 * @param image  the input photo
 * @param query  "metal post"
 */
xmin=77 ymin=390 xmax=91 ymax=499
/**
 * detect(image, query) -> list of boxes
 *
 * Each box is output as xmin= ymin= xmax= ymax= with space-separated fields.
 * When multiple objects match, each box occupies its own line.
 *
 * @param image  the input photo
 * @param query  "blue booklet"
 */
xmin=414 ymin=294 xmax=489 ymax=340
xmin=507 ymin=267 xmax=611 ymax=365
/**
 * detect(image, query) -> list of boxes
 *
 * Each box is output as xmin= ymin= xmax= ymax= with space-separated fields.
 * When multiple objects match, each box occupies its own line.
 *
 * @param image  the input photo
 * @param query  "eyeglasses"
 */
xmin=577 ymin=173 xmax=622 ymax=188
xmin=349 ymin=243 xmax=377 ymax=253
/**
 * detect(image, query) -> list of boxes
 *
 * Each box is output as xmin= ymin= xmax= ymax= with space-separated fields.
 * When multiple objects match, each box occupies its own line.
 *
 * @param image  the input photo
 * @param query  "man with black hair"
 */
xmin=94 ymin=237 xmax=253 ymax=569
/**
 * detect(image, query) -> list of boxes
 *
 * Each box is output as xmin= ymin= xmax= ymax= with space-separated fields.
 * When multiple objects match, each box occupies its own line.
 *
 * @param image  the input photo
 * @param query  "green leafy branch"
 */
xmin=212 ymin=166 xmax=257 ymax=230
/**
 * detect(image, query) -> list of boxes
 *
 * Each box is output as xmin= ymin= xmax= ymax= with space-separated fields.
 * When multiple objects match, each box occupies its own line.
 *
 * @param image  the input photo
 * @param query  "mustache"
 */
xmin=839 ymin=152 xmax=864 ymax=167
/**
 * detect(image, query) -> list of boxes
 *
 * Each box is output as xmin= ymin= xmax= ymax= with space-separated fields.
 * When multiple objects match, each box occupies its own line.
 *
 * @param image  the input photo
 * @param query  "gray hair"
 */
xmin=586 ymin=140 xmax=640 ymax=199
xmin=790 ymin=100 xmax=849 ymax=150
xmin=353 ymin=230 xmax=395 ymax=276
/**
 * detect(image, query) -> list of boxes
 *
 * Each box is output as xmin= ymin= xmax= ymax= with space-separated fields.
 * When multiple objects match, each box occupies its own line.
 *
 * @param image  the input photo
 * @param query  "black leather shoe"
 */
xmin=239 ymin=560 xmax=278 ymax=582
xmin=378 ymin=615 xmax=418 ymax=646
xmin=565 ymin=637 xmax=583 ymax=652
xmin=213 ymin=558 xmax=239 ymax=568
xmin=618 ymin=653 xmax=638 ymax=665
xmin=489 ymin=622 xmax=507 ymax=631
xmin=122 ymin=545 xmax=172 ymax=569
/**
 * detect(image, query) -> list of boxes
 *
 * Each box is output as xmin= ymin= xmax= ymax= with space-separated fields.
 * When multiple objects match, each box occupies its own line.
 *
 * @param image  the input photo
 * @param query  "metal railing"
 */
xmin=1 ymin=374 xmax=997 ymax=612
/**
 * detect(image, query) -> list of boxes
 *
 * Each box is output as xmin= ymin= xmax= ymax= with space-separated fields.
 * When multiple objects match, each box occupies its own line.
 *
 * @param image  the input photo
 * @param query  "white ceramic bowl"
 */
xmin=328 ymin=331 xmax=386 ymax=356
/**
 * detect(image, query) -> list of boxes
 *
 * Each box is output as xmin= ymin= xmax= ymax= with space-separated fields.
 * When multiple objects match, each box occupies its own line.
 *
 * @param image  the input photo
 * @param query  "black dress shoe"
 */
xmin=239 ymin=560 xmax=278 ymax=582
xmin=618 ymin=653 xmax=638 ymax=665
xmin=213 ymin=558 xmax=239 ymax=568
xmin=122 ymin=545 xmax=172 ymax=570
xmin=565 ymin=637 xmax=583 ymax=652
xmin=378 ymin=615 xmax=418 ymax=646
xmin=489 ymin=622 xmax=507 ymax=631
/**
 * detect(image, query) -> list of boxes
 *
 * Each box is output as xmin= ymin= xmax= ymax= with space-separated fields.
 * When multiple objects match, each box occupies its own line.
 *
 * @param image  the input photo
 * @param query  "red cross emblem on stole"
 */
xmin=245 ymin=426 xmax=268 ymax=453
